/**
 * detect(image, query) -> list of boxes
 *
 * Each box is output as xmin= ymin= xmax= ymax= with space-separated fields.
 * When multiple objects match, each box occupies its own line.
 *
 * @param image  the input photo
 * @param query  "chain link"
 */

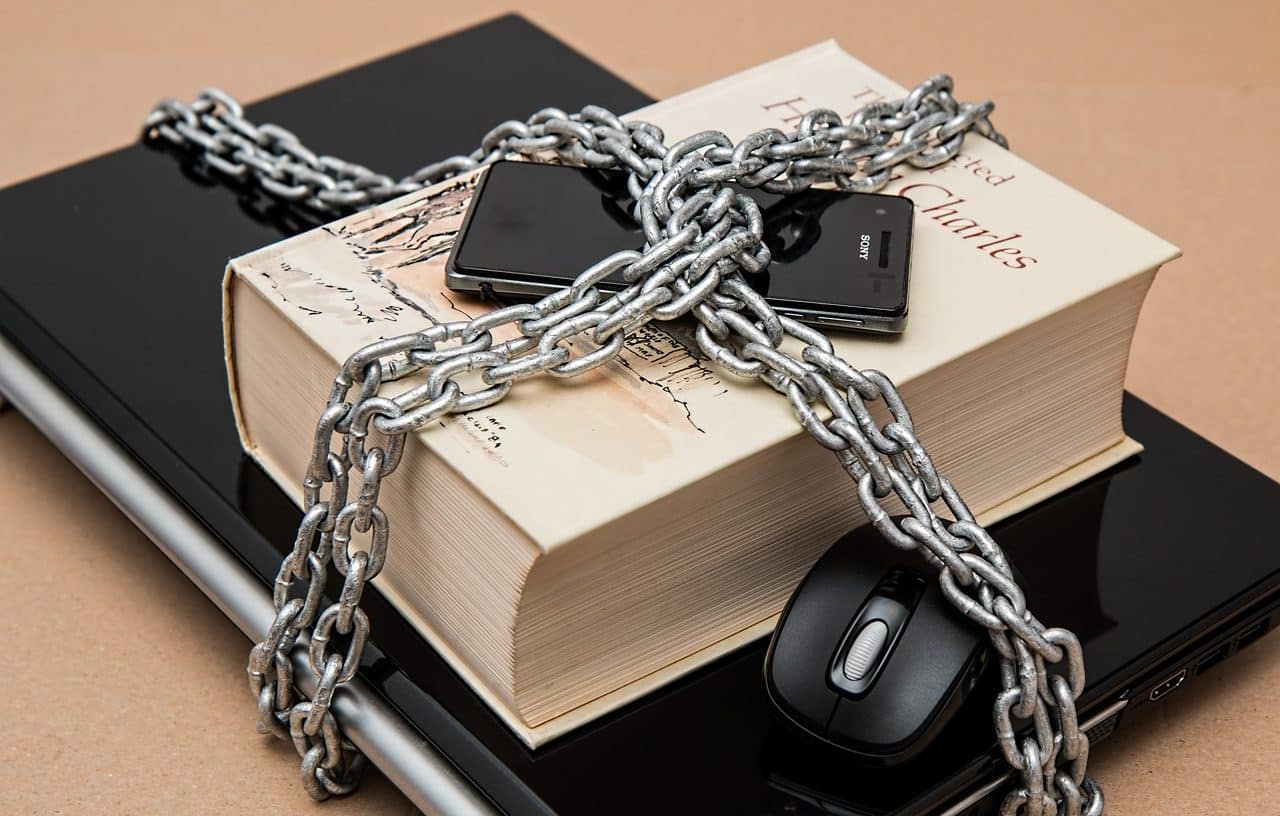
xmin=145 ymin=77 xmax=1097 ymax=815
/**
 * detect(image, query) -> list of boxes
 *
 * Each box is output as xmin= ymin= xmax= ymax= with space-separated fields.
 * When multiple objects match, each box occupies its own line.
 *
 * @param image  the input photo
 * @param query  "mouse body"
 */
xmin=765 ymin=523 xmax=991 ymax=765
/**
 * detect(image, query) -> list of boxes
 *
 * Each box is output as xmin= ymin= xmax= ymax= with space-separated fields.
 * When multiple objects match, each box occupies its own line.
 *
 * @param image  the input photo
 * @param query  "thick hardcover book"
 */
xmin=224 ymin=43 xmax=1177 ymax=743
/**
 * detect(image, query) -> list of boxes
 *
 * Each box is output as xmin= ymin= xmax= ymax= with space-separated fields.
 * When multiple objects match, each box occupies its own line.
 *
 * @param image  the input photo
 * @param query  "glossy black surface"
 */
xmin=766 ymin=535 xmax=987 ymax=764
xmin=3 ymin=16 xmax=1280 ymax=816
xmin=0 ymin=13 xmax=648 ymax=586
xmin=450 ymin=161 xmax=912 ymax=316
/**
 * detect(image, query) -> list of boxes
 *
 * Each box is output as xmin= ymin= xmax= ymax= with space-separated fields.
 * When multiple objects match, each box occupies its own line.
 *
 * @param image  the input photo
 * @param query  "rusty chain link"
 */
xmin=145 ymin=76 xmax=1099 ymax=815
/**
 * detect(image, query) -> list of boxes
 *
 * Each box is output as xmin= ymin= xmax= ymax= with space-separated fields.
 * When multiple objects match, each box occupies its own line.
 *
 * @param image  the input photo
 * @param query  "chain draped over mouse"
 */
xmin=145 ymin=77 xmax=1100 ymax=816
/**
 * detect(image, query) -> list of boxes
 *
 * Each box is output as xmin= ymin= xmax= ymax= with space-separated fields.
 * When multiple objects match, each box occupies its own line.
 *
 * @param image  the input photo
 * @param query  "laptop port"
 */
xmin=1149 ymin=668 xmax=1188 ymax=702
xmin=1236 ymin=619 xmax=1270 ymax=651
xmin=1195 ymin=643 xmax=1230 ymax=675
xmin=1083 ymin=710 xmax=1121 ymax=745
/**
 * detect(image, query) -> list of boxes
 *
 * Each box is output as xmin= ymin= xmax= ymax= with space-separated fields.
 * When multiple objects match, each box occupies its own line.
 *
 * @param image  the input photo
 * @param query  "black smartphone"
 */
xmin=445 ymin=161 xmax=914 ymax=333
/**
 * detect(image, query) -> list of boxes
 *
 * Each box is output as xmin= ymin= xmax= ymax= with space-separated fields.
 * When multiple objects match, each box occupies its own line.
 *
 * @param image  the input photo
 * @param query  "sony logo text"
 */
xmin=762 ymin=91 xmax=1039 ymax=270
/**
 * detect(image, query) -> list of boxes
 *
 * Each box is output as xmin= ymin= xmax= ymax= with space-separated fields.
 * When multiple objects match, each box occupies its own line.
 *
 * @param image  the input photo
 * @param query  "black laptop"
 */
xmin=2 ymin=15 xmax=1277 ymax=815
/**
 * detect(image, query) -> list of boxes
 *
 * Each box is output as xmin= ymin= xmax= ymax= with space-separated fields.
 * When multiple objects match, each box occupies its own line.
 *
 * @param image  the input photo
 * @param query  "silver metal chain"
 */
xmin=145 ymin=78 xmax=1099 ymax=816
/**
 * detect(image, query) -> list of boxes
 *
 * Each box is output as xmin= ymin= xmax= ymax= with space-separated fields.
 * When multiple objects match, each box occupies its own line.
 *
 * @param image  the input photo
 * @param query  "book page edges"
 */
xmin=388 ymin=433 xmax=1141 ymax=750
xmin=223 ymin=262 xmax=254 ymax=459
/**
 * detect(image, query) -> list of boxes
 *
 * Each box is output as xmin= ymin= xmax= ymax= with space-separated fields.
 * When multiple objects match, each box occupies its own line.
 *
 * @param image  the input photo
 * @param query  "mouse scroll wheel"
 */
xmin=842 ymin=620 xmax=890 ymax=681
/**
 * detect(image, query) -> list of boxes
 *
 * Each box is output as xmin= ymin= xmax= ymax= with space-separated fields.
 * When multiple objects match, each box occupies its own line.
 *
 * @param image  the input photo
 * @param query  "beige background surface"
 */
xmin=1 ymin=1 xmax=1277 ymax=813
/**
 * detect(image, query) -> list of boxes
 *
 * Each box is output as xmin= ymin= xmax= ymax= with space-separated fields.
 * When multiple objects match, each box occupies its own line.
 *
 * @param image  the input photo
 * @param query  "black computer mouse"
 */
xmin=765 ymin=523 xmax=992 ymax=765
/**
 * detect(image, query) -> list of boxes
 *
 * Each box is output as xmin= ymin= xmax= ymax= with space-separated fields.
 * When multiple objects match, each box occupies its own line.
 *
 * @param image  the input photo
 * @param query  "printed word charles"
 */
xmin=895 ymin=183 xmax=1037 ymax=270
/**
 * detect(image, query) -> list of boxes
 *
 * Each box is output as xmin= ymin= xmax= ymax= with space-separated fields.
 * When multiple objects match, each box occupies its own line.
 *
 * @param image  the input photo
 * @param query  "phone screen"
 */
xmin=449 ymin=161 xmax=912 ymax=323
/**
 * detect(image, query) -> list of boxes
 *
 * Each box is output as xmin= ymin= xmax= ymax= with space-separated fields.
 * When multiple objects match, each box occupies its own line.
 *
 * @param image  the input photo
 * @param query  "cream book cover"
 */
xmin=225 ymin=42 xmax=1178 ymax=745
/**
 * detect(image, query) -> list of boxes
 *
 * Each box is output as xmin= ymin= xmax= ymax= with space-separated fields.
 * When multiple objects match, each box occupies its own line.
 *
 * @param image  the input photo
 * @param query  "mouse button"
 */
xmin=872 ymin=567 xmax=928 ymax=607
xmin=885 ymin=602 xmax=979 ymax=698
xmin=826 ymin=593 xmax=912 ymax=697
xmin=841 ymin=620 xmax=889 ymax=681
xmin=825 ymin=676 xmax=926 ymax=760
xmin=908 ymin=581 xmax=987 ymax=671
xmin=827 ymin=622 xmax=969 ymax=760
xmin=767 ymin=552 xmax=871 ymax=730
xmin=858 ymin=588 xmax=987 ymax=747
xmin=776 ymin=542 xmax=889 ymax=658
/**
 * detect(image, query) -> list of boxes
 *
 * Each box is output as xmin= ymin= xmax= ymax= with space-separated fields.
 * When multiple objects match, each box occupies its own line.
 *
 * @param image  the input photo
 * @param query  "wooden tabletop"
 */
xmin=2 ymin=2 xmax=1277 ymax=813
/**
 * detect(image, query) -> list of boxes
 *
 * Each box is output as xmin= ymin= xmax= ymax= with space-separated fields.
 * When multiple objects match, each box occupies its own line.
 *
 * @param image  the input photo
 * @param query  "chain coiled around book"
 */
xmin=145 ymin=77 xmax=1100 ymax=816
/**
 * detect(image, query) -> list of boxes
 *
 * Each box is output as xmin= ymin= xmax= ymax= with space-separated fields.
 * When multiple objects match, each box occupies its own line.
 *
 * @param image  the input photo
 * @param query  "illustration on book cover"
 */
xmin=252 ymin=172 xmax=732 ymax=469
